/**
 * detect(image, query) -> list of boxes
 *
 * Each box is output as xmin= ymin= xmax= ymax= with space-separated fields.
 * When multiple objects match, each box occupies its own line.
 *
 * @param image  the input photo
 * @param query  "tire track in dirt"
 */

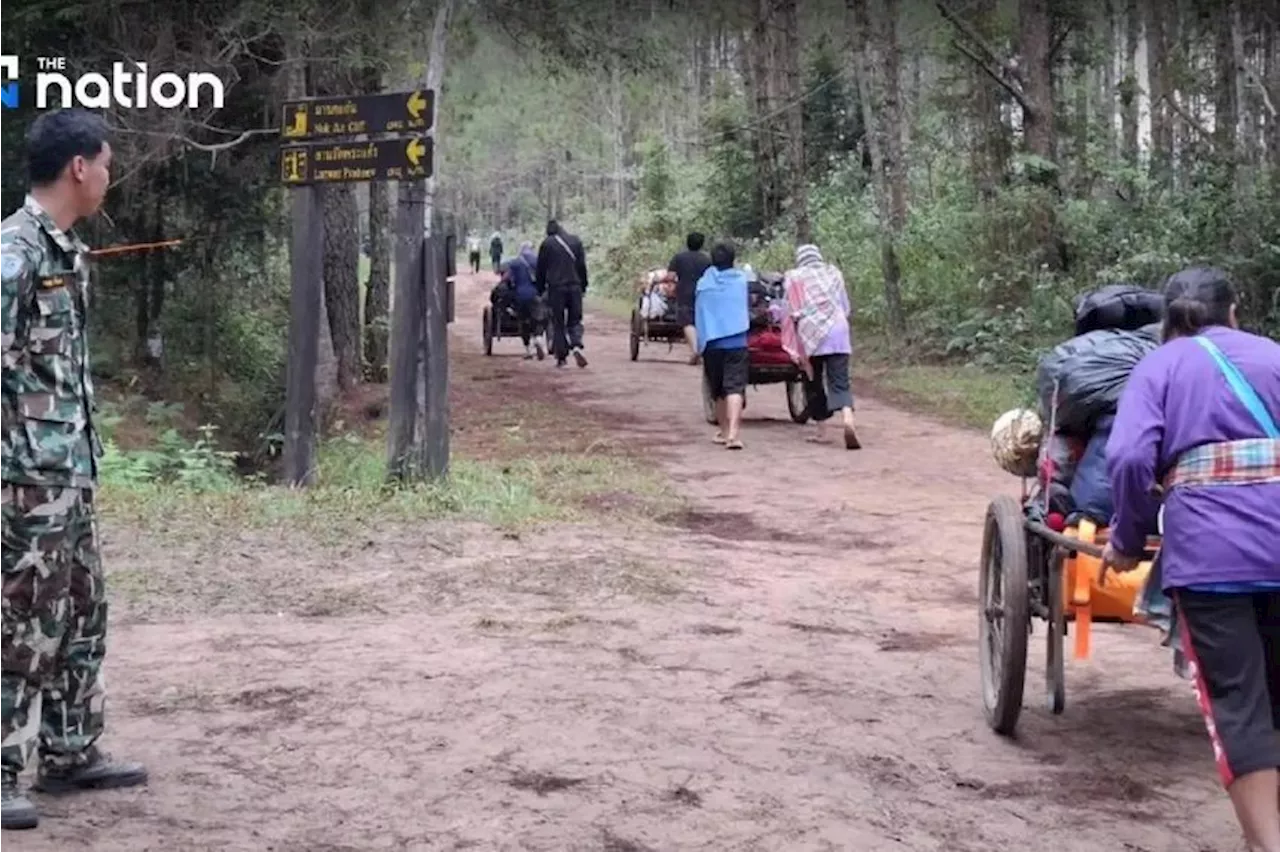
xmin=451 ymin=272 xmax=1233 ymax=850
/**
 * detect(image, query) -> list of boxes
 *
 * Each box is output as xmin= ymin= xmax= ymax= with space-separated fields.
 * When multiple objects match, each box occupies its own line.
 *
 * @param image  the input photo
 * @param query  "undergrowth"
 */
xmin=96 ymin=408 xmax=674 ymax=535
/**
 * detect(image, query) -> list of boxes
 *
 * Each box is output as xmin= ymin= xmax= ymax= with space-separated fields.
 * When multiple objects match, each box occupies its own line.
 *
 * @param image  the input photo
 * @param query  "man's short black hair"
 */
xmin=686 ymin=232 xmax=705 ymax=251
xmin=26 ymin=108 xmax=109 ymax=186
xmin=710 ymin=242 xmax=735 ymax=270
xmin=546 ymin=219 xmax=560 ymax=236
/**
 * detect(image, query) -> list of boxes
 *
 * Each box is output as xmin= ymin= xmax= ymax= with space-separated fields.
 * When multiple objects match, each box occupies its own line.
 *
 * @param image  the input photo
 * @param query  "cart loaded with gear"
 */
xmin=979 ymin=284 xmax=1181 ymax=737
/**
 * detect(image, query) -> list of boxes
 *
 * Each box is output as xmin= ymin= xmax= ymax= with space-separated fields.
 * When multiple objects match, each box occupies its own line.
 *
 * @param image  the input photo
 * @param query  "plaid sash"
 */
xmin=1163 ymin=438 xmax=1280 ymax=489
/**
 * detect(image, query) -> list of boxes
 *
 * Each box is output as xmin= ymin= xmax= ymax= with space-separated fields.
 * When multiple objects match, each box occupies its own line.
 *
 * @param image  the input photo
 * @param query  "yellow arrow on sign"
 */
xmin=406 ymin=137 xmax=427 ymax=167
xmin=407 ymin=90 xmax=427 ymax=120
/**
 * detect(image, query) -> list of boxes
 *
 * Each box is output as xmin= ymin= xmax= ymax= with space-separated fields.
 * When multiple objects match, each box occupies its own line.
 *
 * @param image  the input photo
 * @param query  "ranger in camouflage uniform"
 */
xmin=2 ymin=109 xmax=147 ymax=830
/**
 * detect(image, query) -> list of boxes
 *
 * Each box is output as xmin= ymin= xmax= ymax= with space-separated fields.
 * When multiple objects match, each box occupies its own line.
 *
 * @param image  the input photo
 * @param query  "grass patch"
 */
xmin=99 ymin=431 xmax=676 ymax=539
xmin=857 ymin=342 xmax=1032 ymax=431
xmin=586 ymin=292 xmax=635 ymax=321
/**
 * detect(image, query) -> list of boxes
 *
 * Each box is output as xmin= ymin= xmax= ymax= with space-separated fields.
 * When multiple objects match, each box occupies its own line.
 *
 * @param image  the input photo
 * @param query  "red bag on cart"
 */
xmin=748 ymin=328 xmax=794 ymax=366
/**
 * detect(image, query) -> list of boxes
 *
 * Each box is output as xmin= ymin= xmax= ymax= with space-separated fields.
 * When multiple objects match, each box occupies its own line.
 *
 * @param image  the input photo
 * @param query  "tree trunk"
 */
xmin=1018 ymin=0 xmax=1062 ymax=270
xmin=415 ymin=0 xmax=454 ymax=449
xmin=850 ymin=0 xmax=905 ymax=337
xmin=1099 ymin=0 xmax=1118 ymax=159
xmin=1268 ymin=1 xmax=1280 ymax=170
xmin=1145 ymin=0 xmax=1172 ymax=181
xmin=971 ymin=0 xmax=1008 ymax=202
xmin=1122 ymin=0 xmax=1140 ymax=165
xmin=287 ymin=35 xmax=339 ymax=411
xmin=610 ymin=53 xmax=626 ymax=216
xmin=1215 ymin=0 xmax=1239 ymax=185
xmin=365 ymin=185 xmax=392 ymax=384
xmin=880 ymin=0 xmax=908 ymax=232
xmin=315 ymin=56 xmax=362 ymax=394
xmin=779 ymin=0 xmax=811 ymax=242
xmin=747 ymin=0 xmax=783 ymax=234
xmin=360 ymin=67 xmax=392 ymax=383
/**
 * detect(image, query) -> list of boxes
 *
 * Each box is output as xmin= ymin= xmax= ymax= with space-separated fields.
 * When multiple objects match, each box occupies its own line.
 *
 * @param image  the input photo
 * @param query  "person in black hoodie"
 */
xmin=536 ymin=219 xmax=590 ymax=367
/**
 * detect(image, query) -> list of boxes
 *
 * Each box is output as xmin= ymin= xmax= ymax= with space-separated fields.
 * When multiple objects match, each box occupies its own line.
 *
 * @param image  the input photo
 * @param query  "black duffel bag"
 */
xmin=1073 ymin=283 xmax=1165 ymax=336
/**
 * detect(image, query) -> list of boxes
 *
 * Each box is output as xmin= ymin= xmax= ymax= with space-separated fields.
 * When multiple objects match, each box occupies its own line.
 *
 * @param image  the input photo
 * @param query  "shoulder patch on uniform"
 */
xmin=1 ymin=250 xmax=25 ymax=281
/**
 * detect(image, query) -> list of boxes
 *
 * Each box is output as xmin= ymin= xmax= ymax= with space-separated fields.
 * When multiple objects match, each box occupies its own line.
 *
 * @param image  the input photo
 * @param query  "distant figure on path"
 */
xmin=694 ymin=242 xmax=750 ymax=450
xmin=779 ymin=244 xmax=861 ymax=450
xmin=667 ymin=231 xmax=711 ymax=365
xmin=1 ymin=108 xmax=148 ymax=832
xmin=466 ymin=234 xmax=482 ymax=273
xmin=536 ymin=219 xmax=590 ymax=368
xmin=489 ymin=231 xmax=504 ymax=272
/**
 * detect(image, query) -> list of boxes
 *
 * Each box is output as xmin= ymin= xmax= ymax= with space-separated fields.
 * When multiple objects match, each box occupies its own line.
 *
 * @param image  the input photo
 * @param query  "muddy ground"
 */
xmin=9 ymin=273 xmax=1235 ymax=852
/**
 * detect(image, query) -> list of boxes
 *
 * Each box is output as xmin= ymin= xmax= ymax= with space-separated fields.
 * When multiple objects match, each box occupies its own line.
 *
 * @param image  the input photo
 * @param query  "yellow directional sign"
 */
xmin=406 ymin=137 xmax=426 ymax=168
xmin=278 ymin=90 xmax=434 ymax=140
xmin=279 ymin=136 xmax=433 ymax=184
xmin=407 ymin=90 xmax=428 ymax=121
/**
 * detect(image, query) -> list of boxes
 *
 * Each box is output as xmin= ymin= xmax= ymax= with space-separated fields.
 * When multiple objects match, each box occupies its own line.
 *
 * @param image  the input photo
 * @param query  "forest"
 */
xmin=2 ymin=0 xmax=1278 ymax=473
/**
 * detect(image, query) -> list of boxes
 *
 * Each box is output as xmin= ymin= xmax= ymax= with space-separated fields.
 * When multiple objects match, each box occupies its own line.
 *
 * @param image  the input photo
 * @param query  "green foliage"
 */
xmin=698 ymin=84 xmax=763 ymax=239
xmin=802 ymin=35 xmax=863 ymax=182
xmin=99 ymin=426 xmax=239 ymax=493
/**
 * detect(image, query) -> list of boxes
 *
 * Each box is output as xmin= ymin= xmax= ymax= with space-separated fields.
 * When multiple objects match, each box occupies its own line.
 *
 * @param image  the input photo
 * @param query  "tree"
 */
xmin=850 ymin=0 xmax=906 ymax=337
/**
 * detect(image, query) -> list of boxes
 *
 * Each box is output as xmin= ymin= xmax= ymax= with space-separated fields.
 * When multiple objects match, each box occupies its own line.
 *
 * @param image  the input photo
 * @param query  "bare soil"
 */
xmin=10 ymin=273 xmax=1236 ymax=851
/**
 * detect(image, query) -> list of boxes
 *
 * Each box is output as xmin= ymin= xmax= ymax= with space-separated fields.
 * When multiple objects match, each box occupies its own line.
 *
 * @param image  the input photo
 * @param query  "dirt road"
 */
xmin=13 ymin=273 xmax=1231 ymax=851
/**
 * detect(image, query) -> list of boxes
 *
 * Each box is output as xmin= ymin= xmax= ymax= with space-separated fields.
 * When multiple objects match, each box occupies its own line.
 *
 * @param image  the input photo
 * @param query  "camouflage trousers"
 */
xmin=1 ymin=483 xmax=107 ymax=775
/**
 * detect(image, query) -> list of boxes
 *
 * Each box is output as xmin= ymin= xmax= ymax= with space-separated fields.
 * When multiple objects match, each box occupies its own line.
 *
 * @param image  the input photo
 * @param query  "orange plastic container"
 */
xmin=1061 ymin=519 xmax=1152 ymax=659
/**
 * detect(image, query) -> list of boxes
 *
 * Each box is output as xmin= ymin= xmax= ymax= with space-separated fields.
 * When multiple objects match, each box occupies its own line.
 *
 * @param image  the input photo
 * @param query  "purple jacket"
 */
xmin=1106 ymin=325 xmax=1280 ymax=588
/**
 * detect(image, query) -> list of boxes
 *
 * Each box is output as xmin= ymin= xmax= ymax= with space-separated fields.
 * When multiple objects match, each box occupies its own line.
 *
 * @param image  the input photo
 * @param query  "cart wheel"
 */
xmin=629 ymin=310 xmax=641 ymax=361
xmin=701 ymin=372 xmax=718 ymax=424
xmin=785 ymin=380 xmax=810 ymax=424
xmin=979 ymin=494 xmax=1030 ymax=736
xmin=482 ymin=307 xmax=494 ymax=356
xmin=1046 ymin=550 xmax=1066 ymax=715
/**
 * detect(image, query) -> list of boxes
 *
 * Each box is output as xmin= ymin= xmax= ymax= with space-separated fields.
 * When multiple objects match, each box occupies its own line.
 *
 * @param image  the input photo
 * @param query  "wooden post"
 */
xmin=283 ymin=186 xmax=324 ymax=485
xmin=386 ymin=182 xmax=426 ymax=481
xmin=422 ymin=233 xmax=450 ymax=478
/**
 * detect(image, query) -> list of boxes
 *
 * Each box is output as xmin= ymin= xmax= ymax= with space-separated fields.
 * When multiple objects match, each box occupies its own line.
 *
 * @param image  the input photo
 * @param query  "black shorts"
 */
xmin=1175 ymin=589 xmax=1280 ymax=786
xmin=702 ymin=347 xmax=748 ymax=399
xmin=676 ymin=287 xmax=695 ymax=327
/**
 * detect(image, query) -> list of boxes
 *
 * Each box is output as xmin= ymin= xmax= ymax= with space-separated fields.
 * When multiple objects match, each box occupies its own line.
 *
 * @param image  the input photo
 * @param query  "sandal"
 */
xmin=844 ymin=423 xmax=862 ymax=450
xmin=726 ymin=438 xmax=744 ymax=450
xmin=712 ymin=433 xmax=727 ymax=445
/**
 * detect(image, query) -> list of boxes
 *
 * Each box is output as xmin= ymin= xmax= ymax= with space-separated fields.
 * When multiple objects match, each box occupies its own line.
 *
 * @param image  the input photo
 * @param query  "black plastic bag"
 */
xmin=1036 ymin=325 xmax=1160 ymax=435
xmin=1074 ymin=283 xmax=1165 ymax=336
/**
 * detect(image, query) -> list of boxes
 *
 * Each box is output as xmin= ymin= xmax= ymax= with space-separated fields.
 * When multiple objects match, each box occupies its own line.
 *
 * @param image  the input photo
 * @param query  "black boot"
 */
xmin=34 ymin=746 xmax=148 ymax=794
xmin=2 ymin=773 xmax=38 ymax=830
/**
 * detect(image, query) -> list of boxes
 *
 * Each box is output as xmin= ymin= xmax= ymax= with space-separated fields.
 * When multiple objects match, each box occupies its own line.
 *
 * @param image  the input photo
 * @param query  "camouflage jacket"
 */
xmin=1 ymin=195 xmax=101 ymax=488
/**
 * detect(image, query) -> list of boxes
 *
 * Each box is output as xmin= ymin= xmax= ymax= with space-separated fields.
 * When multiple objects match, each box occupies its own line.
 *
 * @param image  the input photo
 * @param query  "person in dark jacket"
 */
xmin=535 ymin=219 xmax=589 ymax=368
xmin=489 ymin=232 xmax=503 ymax=272
xmin=667 ymin=231 xmax=711 ymax=364
xmin=495 ymin=242 xmax=546 ymax=359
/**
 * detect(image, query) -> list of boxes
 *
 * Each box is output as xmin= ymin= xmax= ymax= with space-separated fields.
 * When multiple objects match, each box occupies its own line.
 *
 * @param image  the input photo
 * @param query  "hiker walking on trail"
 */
xmin=467 ymin=234 xmax=482 ymax=273
xmin=695 ymin=242 xmax=750 ymax=450
xmin=536 ymin=219 xmax=590 ymax=368
xmin=1 ymin=109 xmax=148 ymax=831
xmin=779 ymin=244 xmax=861 ymax=450
xmin=1103 ymin=267 xmax=1280 ymax=852
xmin=489 ymin=231 xmax=504 ymax=273
xmin=668 ymin=231 xmax=711 ymax=365
xmin=498 ymin=241 xmax=547 ymax=360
